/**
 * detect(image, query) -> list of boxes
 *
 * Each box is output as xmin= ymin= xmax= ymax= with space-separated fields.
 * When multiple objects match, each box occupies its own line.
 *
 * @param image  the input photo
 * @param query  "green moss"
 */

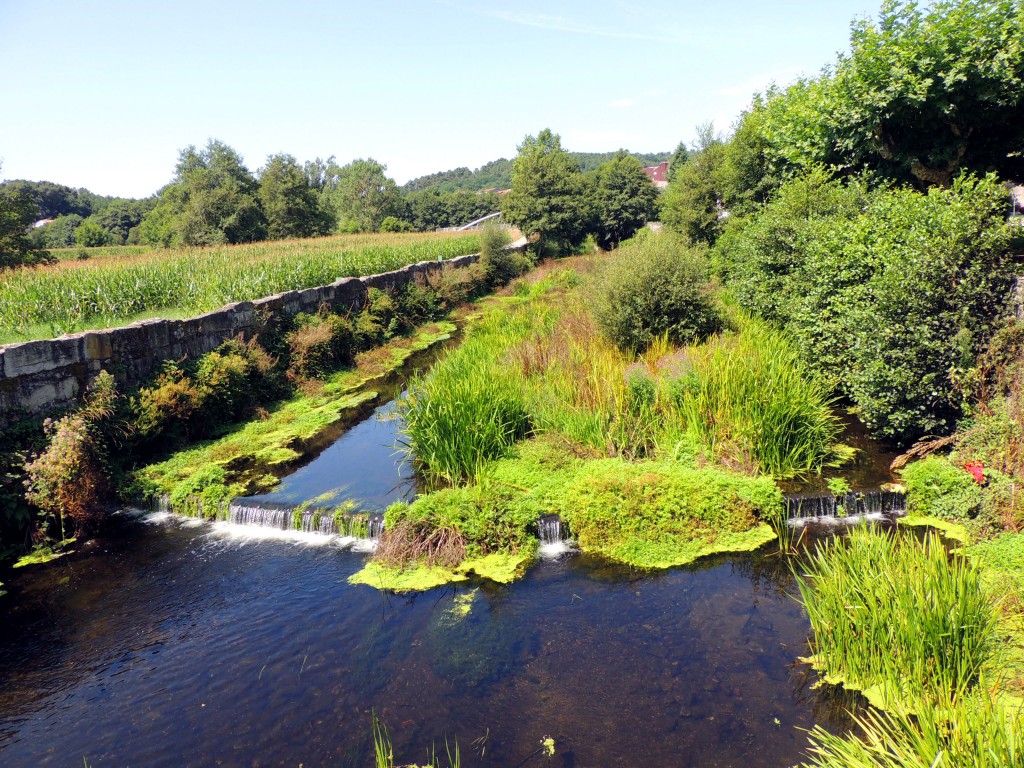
xmin=349 ymin=561 xmax=470 ymax=592
xmin=348 ymin=550 xmax=534 ymax=593
xmin=13 ymin=538 xmax=76 ymax=568
xmin=898 ymin=515 xmax=970 ymax=544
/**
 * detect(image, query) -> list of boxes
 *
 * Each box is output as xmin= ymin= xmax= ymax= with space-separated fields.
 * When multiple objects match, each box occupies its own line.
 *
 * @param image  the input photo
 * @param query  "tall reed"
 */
xmin=673 ymin=319 xmax=840 ymax=477
xmin=797 ymin=528 xmax=999 ymax=711
xmin=399 ymin=309 xmax=533 ymax=484
xmin=800 ymin=691 xmax=1023 ymax=768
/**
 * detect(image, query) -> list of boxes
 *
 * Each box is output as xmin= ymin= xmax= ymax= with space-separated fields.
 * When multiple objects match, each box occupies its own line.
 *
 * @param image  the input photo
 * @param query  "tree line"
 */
xmin=0 ymin=140 xmax=671 ymax=268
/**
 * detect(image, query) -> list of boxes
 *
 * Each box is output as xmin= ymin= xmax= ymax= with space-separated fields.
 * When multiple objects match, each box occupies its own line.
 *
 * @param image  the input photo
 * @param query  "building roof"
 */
xmin=643 ymin=161 xmax=669 ymax=188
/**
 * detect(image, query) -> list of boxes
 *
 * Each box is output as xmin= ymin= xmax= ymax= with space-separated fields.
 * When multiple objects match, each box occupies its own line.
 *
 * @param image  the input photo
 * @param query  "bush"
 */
xmin=24 ymin=372 xmax=118 ymax=534
xmin=286 ymin=310 xmax=355 ymax=378
xmin=718 ymin=171 xmax=1017 ymax=444
xmin=131 ymin=337 xmax=280 ymax=450
xmin=902 ymin=455 xmax=984 ymax=521
xmin=477 ymin=222 xmax=529 ymax=287
xmin=593 ymin=232 xmax=722 ymax=352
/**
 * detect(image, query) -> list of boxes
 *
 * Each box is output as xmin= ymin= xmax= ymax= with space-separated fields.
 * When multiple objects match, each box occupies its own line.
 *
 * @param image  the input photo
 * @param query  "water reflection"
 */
xmin=0 ymin=516 xmax=861 ymax=768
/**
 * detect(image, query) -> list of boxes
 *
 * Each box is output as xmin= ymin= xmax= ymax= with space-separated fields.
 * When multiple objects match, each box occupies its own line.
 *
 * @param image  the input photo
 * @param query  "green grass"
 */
xmin=673 ymin=317 xmax=841 ymax=477
xmin=797 ymin=527 xmax=999 ymax=713
xmin=800 ymin=691 xmax=1024 ymax=768
xmin=0 ymin=232 xmax=480 ymax=342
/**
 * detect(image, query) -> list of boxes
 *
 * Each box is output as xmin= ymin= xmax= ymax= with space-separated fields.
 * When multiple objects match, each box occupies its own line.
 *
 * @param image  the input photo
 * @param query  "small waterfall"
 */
xmin=537 ymin=514 xmax=574 ymax=558
xmin=150 ymin=494 xmax=385 ymax=542
xmin=785 ymin=490 xmax=906 ymax=526
xmin=538 ymin=515 xmax=566 ymax=545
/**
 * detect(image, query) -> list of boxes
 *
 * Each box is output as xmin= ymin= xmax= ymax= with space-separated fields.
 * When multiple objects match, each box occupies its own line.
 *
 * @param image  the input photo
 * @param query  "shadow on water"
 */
xmin=0 ymin=513 xmax=870 ymax=768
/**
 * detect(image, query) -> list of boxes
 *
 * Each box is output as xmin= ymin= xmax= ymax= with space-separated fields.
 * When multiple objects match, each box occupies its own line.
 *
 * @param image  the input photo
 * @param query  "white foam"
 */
xmin=206 ymin=520 xmax=347 ymax=547
xmin=786 ymin=511 xmax=891 ymax=528
xmin=539 ymin=540 xmax=575 ymax=559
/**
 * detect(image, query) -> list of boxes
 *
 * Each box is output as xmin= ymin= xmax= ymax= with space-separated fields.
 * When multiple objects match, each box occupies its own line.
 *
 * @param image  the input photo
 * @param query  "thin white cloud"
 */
xmin=609 ymin=98 xmax=635 ymax=109
xmin=482 ymin=9 xmax=687 ymax=43
xmin=718 ymin=68 xmax=803 ymax=98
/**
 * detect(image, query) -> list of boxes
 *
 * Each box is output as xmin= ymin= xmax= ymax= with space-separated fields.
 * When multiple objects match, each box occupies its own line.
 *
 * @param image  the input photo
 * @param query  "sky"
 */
xmin=0 ymin=0 xmax=877 ymax=199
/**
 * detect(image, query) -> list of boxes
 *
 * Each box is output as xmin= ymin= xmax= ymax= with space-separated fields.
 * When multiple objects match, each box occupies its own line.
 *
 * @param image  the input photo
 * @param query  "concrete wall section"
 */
xmin=0 ymin=253 xmax=481 ymax=428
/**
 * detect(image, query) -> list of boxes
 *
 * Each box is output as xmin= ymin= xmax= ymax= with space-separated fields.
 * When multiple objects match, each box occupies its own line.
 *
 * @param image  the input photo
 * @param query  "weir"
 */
xmin=152 ymin=495 xmax=385 ymax=541
xmin=784 ymin=490 xmax=906 ymax=526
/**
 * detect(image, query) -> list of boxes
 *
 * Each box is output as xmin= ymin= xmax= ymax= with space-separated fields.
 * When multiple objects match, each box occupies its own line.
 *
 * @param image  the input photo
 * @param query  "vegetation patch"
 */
xmin=797 ymin=528 xmax=999 ymax=714
xmin=136 ymin=322 xmax=454 ymax=507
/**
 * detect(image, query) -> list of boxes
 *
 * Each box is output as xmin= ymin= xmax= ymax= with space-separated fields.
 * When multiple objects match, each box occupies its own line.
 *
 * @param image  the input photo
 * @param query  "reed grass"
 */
xmin=800 ymin=691 xmax=1023 ymax=768
xmin=797 ymin=527 xmax=999 ymax=711
xmin=674 ymin=318 xmax=840 ymax=477
xmin=400 ymin=310 xmax=534 ymax=484
xmin=0 ymin=232 xmax=480 ymax=342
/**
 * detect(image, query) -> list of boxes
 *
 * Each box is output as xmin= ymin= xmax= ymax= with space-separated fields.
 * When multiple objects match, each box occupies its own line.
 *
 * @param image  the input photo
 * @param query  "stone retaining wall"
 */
xmin=0 ymin=253 xmax=482 ymax=428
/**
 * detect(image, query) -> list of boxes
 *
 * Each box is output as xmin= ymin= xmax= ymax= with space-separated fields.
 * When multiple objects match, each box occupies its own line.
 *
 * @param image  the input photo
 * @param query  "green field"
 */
xmin=0 ymin=232 xmax=480 ymax=344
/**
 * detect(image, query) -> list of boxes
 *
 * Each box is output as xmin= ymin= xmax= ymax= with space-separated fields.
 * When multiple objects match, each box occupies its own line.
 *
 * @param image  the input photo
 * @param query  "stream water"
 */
xmin=0 ymin=514 xmax=858 ymax=768
xmin=0 ymin=395 xmax=899 ymax=767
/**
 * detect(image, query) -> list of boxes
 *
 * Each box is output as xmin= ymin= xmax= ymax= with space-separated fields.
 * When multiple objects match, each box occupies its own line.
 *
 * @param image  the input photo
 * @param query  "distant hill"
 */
xmin=402 ymin=151 xmax=671 ymax=193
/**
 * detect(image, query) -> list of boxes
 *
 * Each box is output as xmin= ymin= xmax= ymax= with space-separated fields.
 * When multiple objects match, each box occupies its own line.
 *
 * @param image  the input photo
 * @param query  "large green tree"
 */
xmin=501 ymin=129 xmax=595 ymax=254
xmin=323 ymin=158 xmax=402 ymax=233
xmin=661 ymin=124 xmax=728 ymax=245
xmin=761 ymin=0 xmax=1024 ymax=187
xmin=258 ymin=153 xmax=332 ymax=239
xmin=590 ymin=151 xmax=659 ymax=249
xmin=140 ymin=140 xmax=267 ymax=246
xmin=0 ymin=165 xmax=53 ymax=268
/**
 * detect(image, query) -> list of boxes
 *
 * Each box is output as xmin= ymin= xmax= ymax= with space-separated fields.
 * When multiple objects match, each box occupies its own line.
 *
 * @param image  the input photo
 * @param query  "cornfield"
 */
xmin=0 ymin=232 xmax=480 ymax=344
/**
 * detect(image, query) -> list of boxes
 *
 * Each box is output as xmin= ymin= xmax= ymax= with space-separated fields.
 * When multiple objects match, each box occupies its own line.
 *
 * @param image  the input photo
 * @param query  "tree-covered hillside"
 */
xmin=403 ymin=151 xmax=670 ymax=193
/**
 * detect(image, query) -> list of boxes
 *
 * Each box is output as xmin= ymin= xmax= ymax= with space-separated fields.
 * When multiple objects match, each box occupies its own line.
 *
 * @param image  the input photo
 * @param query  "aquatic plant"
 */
xmin=799 ymin=691 xmax=1023 ymax=768
xmin=400 ymin=311 xmax=534 ymax=483
xmin=672 ymin=319 xmax=841 ymax=477
xmin=797 ymin=527 xmax=999 ymax=711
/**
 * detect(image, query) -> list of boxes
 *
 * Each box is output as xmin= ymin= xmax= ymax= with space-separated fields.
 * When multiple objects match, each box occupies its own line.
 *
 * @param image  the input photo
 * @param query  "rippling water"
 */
xmin=0 ymin=513 xmax=855 ymax=768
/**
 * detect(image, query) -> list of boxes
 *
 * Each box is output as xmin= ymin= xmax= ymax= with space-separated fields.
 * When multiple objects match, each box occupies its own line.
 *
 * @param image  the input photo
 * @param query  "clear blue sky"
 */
xmin=0 ymin=0 xmax=877 ymax=198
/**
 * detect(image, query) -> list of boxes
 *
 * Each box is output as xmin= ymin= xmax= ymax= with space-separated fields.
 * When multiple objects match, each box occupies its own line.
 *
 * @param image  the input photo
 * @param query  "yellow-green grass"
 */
xmin=0 ymin=232 xmax=480 ymax=343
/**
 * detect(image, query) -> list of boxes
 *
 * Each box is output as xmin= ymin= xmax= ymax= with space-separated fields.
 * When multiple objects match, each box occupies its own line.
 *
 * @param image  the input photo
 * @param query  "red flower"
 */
xmin=963 ymin=461 xmax=985 ymax=484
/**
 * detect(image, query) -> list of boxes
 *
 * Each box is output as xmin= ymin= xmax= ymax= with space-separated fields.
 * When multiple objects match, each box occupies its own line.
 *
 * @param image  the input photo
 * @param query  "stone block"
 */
xmin=83 ymin=332 xmax=114 ymax=362
xmin=2 ymin=336 xmax=82 ymax=378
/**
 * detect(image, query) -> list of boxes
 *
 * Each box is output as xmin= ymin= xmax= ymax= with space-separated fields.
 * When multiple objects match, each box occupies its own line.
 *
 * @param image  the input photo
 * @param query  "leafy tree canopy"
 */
xmin=140 ymin=139 xmax=268 ymax=246
xmin=324 ymin=158 xmax=402 ymax=233
xmin=0 ymin=165 xmax=53 ymax=269
xmin=502 ymin=129 xmax=596 ymax=254
xmin=258 ymin=153 xmax=333 ymax=239
xmin=760 ymin=0 xmax=1024 ymax=187
xmin=590 ymin=151 xmax=660 ymax=249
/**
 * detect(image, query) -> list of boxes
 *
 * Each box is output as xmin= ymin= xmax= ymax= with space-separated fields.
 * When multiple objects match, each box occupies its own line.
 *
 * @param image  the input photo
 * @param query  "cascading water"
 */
xmin=151 ymin=495 xmax=385 ymax=543
xmin=785 ymin=490 xmax=906 ymax=526
xmin=537 ymin=514 xmax=574 ymax=557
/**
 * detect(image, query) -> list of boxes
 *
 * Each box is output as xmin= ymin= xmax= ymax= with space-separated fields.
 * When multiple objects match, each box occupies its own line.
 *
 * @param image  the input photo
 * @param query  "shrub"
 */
xmin=24 ymin=372 xmax=118 ymax=534
xmin=593 ymin=232 xmax=722 ymax=352
xmin=902 ymin=455 xmax=984 ymax=521
xmin=286 ymin=310 xmax=355 ymax=378
xmin=797 ymin=528 xmax=998 ymax=710
xmin=477 ymin=222 xmax=529 ymax=287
